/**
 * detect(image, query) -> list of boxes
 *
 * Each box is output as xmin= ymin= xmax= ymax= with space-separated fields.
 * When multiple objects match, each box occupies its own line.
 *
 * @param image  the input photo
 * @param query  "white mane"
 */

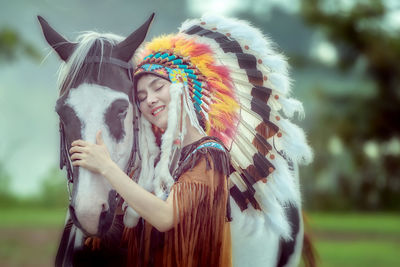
xmin=57 ymin=31 xmax=124 ymax=93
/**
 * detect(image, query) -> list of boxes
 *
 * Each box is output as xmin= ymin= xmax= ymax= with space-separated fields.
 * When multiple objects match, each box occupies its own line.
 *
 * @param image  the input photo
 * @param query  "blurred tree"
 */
xmin=0 ymin=27 xmax=42 ymax=206
xmin=0 ymin=27 xmax=41 ymax=63
xmin=0 ymin=160 xmax=17 ymax=207
xmin=0 ymin=164 xmax=68 ymax=208
xmin=37 ymin=167 xmax=68 ymax=208
xmin=300 ymin=0 xmax=400 ymax=210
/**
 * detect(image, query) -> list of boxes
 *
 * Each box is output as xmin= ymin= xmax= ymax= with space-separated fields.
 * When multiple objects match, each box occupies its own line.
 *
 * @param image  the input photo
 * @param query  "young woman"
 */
xmin=69 ymin=32 xmax=236 ymax=267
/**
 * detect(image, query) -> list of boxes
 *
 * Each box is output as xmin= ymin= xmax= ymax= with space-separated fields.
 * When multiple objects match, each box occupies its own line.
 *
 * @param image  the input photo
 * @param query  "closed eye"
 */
xmin=137 ymin=95 xmax=146 ymax=102
xmin=137 ymin=83 xmax=164 ymax=103
xmin=155 ymin=85 xmax=164 ymax=91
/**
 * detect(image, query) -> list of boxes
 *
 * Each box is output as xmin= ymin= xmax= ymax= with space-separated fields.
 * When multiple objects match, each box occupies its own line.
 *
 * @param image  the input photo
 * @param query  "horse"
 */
xmin=38 ymin=14 xmax=154 ymax=266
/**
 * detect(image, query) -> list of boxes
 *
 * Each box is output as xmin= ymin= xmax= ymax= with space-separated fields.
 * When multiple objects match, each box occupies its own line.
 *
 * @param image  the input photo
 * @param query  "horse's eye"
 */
xmin=118 ymin=109 xmax=128 ymax=120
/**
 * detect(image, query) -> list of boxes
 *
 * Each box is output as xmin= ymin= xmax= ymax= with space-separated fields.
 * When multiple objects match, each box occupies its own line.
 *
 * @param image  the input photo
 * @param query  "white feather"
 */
xmin=280 ymin=97 xmax=305 ymax=119
xmin=279 ymin=119 xmax=314 ymax=165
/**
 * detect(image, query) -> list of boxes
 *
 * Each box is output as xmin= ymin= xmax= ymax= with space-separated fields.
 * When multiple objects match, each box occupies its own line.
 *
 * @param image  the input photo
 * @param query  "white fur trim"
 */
xmin=123 ymin=204 xmax=141 ymax=228
xmin=153 ymin=83 xmax=182 ymax=198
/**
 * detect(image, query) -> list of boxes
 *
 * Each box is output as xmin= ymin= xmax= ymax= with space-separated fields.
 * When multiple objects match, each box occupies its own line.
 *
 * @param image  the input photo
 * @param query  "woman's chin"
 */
xmin=153 ymin=118 xmax=168 ymax=130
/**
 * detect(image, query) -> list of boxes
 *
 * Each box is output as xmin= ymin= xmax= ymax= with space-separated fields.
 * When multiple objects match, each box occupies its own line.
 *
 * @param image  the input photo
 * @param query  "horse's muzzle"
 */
xmin=69 ymin=190 xmax=119 ymax=237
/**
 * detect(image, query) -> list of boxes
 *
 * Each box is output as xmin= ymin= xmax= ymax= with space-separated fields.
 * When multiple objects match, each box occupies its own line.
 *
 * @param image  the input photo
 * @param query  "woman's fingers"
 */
xmin=71 ymin=139 xmax=88 ymax=147
xmin=96 ymin=130 xmax=104 ymax=145
xmin=69 ymin=145 xmax=88 ymax=154
xmin=72 ymin=159 xmax=85 ymax=167
xmin=68 ymin=133 xmax=111 ymax=174
xmin=70 ymin=152 xmax=85 ymax=161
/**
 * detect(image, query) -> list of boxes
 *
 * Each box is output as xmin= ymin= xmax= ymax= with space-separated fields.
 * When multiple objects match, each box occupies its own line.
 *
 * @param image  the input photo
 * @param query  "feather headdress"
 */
xmin=127 ymin=14 xmax=313 ymax=239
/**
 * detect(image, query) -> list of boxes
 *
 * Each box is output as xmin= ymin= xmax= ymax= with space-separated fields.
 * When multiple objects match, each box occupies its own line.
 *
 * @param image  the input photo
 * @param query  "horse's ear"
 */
xmin=114 ymin=13 xmax=155 ymax=62
xmin=37 ymin=16 xmax=76 ymax=61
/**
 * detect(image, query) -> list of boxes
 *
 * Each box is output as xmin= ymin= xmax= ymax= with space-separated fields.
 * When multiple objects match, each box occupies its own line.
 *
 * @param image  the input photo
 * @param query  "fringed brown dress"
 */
xmin=124 ymin=137 xmax=232 ymax=267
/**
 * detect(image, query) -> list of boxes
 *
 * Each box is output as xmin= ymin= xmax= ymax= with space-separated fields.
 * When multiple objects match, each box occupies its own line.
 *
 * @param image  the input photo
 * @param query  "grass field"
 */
xmin=307 ymin=213 xmax=400 ymax=267
xmin=0 ymin=208 xmax=399 ymax=266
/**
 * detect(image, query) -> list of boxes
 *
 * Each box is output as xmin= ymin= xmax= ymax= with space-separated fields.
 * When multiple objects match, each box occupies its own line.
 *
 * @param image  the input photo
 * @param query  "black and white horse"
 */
xmin=38 ymin=14 xmax=154 ymax=266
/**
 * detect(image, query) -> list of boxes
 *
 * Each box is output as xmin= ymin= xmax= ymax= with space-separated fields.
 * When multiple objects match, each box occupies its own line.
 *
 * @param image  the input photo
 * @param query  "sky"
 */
xmin=0 ymin=0 xmax=187 ymax=196
xmin=0 ymin=0 xmax=291 ymax=196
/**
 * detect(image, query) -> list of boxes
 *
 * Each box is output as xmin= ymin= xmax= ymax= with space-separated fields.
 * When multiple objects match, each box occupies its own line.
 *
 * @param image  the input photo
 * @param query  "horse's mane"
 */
xmin=57 ymin=32 xmax=124 ymax=96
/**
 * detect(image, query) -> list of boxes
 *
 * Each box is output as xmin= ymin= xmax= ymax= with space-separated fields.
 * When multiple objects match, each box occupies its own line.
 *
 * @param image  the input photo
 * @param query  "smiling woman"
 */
xmin=136 ymin=75 xmax=172 ymax=130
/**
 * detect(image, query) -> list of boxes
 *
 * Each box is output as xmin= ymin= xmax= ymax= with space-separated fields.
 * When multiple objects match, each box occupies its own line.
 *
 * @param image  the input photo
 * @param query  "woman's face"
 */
xmin=136 ymin=74 xmax=171 ymax=130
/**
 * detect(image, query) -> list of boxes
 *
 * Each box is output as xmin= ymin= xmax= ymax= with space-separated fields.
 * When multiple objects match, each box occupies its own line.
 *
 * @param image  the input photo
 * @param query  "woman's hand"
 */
xmin=70 ymin=130 xmax=112 ymax=174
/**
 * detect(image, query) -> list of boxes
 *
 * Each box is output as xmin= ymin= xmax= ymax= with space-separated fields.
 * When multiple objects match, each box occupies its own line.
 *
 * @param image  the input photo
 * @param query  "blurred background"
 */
xmin=1 ymin=0 xmax=399 ymax=266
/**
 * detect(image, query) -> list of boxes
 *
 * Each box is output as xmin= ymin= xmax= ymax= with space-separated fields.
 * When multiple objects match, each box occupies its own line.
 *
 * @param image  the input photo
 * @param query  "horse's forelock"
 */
xmin=58 ymin=31 xmax=124 ymax=96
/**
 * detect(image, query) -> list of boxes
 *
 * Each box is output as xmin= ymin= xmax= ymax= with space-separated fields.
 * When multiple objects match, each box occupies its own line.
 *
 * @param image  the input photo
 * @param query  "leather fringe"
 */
xmin=123 ymin=139 xmax=232 ymax=267
xmin=163 ymin=180 xmax=230 ymax=267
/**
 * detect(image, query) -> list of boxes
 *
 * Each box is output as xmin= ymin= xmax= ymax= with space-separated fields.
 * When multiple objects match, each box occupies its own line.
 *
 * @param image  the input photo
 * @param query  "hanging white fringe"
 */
xmin=123 ymin=203 xmax=141 ymax=228
xmin=137 ymin=119 xmax=159 ymax=191
xmin=123 ymin=118 xmax=159 ymax=228
xmin=153 ymin=83 xmax=183 ymax=198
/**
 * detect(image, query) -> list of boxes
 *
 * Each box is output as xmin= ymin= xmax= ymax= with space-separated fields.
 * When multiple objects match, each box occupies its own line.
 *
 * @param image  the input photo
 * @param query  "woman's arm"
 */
xmin=101 ymin=161 xmax=174 ymax=232
xmin=70 ymin=131 xmax=174 ymax=232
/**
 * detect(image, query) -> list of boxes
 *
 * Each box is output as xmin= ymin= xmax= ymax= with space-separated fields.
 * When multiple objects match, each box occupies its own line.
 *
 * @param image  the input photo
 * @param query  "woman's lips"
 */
xmin=151 ymin=105 xmax=165 ymax=116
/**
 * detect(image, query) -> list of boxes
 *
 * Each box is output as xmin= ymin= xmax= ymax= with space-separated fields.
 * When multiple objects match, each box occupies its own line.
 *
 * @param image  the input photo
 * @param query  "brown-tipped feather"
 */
xmin=255 ymin=122 xmax=279 ymax=139
xmin=252 ymin=135 xmax=271 ymax=156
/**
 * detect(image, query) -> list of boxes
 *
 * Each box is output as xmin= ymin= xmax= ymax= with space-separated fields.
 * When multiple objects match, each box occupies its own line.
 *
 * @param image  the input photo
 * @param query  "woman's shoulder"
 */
xmin=173 ymin=136 xmax=231 ymax=180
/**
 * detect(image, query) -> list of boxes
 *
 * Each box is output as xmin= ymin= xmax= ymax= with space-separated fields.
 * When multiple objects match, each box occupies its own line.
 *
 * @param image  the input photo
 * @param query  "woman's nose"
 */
xmin=146 ymin=93 xmax=158 ymax=106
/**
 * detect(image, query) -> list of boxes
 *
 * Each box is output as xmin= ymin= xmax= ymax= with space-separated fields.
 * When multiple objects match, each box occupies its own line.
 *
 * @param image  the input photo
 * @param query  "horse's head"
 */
xmin=38 ymin=14 xmax=154 ymax=236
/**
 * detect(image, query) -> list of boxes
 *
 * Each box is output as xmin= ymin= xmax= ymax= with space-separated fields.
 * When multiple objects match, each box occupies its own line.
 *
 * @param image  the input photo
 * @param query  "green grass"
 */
xmin=307 ymin=212 xmax=400 ymax=235
xmin=316 ymin=240 xmax=400 ymax=267
xmin=0 ymin=209 xmax=399 ymax=266
xmin=306 ymin=212 xmax=400 ymax=267
xmin=0 ymin=208 xmax=66 ymax=266
xmin=0 ymin=207 xmax=67 ymax=227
